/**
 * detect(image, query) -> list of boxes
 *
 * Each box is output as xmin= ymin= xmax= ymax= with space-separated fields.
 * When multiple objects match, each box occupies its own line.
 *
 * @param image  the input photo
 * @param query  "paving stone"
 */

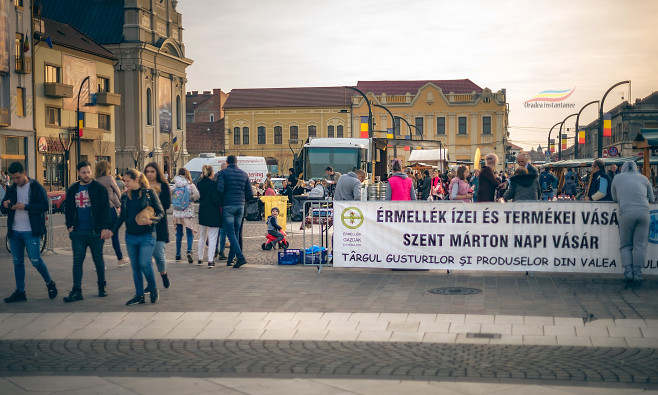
xmin=512 ymin=324 xmax=544 ymax=336
xmin=422 ymin=333 xmax=457 ymax=343
xmin=614 ymin=319 xmax=647 ymax=328
xmin=494 ymin=315 xmax=525 ymax=325
xmin=523 ymin=335 xmax=557 ymax=346
xmin=543 ymin=325 xmax=576 ymax=337
xmin=607 ymin=326 xmax=643 ymax=338
xmin=480 ymin=323 xmax=512 ymax=335
xmin=557 ymin=336 xmax=592 ymax=346
xmin=576 ymin=326 xmax=609 ymax=337
xmin=448 ymin=323 xmax=481 ymax=334
xmin=390 ymin=332 xmax=424 ymax=342
xmin=387 ymin=321 xmax=420 ymax=332
xmin=464 ymin=314 xmax=495 ymax=324
xmin=590 ymin=337 xmax=629 ymax=347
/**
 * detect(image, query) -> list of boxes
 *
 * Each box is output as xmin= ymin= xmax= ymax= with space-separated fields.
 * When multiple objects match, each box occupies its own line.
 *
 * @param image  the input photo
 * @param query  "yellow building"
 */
xmin=352 ymin=80 xmax=508 ymax=169
xmin=33 ymin=17 xmax=120 ymax=188
xmin=223 ymin=87 xmax=352 ymax=174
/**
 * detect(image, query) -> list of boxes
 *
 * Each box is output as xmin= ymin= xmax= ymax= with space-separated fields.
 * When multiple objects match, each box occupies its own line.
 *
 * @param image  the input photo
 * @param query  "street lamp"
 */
xmin=373 ymin=103 xmax=397 ymax=159
xmin=547 ymin=121 xmax=562 ymax=161
xmin=574 ymin=100 xmax=599 ymax=159
xmin=394 ymin=116 xmax=422 ymax=140
xmin=345 ymin=86 xmax=374 ymax=180
xmin=598 ymin=81 xmax=630 ymax=158
xmin=558 ymin=113 xmax=578 ymax=160
xmin=76 ymin=75 xmax=95 ymax=168
xmin=58 ymin=131 xmax=74 ymax=188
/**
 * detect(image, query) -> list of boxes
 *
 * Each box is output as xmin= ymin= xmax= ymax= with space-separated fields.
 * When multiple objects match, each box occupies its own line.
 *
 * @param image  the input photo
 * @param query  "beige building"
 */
xmin=223 ymin=87 xmax=352 ymax=174
xmin=351 ymin=80 xmax=508 ymax=169
xmin=33 ymin=17 xmax=119 ymax=188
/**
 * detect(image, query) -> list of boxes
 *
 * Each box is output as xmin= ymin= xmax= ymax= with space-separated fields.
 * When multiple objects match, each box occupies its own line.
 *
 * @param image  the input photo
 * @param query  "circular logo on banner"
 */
xmin=608 ymin=146 xmax=619 ymax=157
xmin=649 ymin=210 xmax=658 ymax=245
xmin=341 ymin=207 xmax=364 ymax=229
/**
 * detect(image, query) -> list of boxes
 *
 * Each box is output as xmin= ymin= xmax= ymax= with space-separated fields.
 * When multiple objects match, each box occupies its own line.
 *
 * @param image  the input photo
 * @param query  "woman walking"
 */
xmin=170 ymin=168 xmax=199 ymax=263
xmin=144 ymin=162 xmax=172 ymax=288
xmin=113 ymin=169 xmax=164 ymax=305
xmin=196 ymin=165 xmax=222 ymax=268
xmin=386 ymin=159 xmax=416 ymax=201
xmin=94 ymin=160 xmax=128 ymax=267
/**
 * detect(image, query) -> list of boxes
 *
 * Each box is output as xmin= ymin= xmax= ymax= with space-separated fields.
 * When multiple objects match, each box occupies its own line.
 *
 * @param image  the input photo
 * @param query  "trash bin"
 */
xmin=260 ymin=196 xmax=288 ymax=232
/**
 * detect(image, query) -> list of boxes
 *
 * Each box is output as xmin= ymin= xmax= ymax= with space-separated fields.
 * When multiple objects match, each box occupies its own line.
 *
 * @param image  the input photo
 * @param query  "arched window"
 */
xmin=328 ymin=125 xmax=334 ymax=138
xmin=308 ymin=125 xmax=316 ymax=138
xmin=146 ymin=88 xmax=152 ymax=125
xmin=176 ymin=95 xmax=181 ymax=129
xmin=274 ymin=126 xmax=282 ymax=144
xmin=233 ymin=127 xmax=240 ymax=145
xmin=290 ymin=126 xmax=298 ymax=141
xmin=257 ymin=126 xmax=266 ymax=144
xmin=242 ymin=127 xmax=249 ymax=145
xmin=337 ymin=125 xmax=344 ymax=138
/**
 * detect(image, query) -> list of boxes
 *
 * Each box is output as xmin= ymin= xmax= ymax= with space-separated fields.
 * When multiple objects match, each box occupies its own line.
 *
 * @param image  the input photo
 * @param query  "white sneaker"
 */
xmin=117 ymin=258 xmax=130 ymax=267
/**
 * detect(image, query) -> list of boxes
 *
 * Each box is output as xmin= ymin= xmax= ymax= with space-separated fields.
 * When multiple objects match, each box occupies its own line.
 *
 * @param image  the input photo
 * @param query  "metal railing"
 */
xmin=301 ymin=199 xmax=333 ymax=273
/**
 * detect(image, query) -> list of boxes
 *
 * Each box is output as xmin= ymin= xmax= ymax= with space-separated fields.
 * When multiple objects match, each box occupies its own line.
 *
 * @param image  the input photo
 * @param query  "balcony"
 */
xmin=0 ymin=107 xmax=10 ymax=127
xmin=15 ymin=56 xmax=31 ymax=74
xmin=96 ymin=92 xmax=121 ymax=106
xmin=44 ymin=82 xmax=73 ymax=98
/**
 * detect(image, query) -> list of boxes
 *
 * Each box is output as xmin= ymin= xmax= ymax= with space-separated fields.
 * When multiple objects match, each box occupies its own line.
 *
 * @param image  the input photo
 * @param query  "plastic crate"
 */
xmin=304 ymin=250 xmax=328 ymax=265
xmin=278 ymin=249 xmax=302 ymax=265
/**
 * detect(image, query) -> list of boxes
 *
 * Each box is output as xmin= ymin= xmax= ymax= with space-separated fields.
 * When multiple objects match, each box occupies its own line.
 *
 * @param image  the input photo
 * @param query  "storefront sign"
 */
xmin=38 ymin=137 xmax=48 ymax=153
xmin=333 ymin=201 xmax=658 ymax=274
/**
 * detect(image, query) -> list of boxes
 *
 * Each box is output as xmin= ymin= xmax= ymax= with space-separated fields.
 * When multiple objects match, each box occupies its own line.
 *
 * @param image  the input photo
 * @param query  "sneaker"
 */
xmin=175 ymin=255 xmax=181 ymax=262
xmin=125 ymin=295 xmax=145 ymax=305
xmin=150 ymin=288 xmax=159 ymax=304
xmin=187 ymin=251 xmax=193 ymax=264
xmin=197 ymin=260 xmax=203 ymax=266
xmin=63 ymin=288 xmax=83 ymax=303
xmin=218 ymin=252 xmax=227 ymax=261
xmin=161 ymin=273 xmax=170 ymax=289
xmin=4 ymin=290 xmax=27 ymax=303
xmin=47 ymin=281 xmax=58 ymax=300
xmin=117 ymin=258 xmax=129 ymax=267
xmin=233 ymin=259 xmax=247 ymax=269
xmin=208 ymin=262 xmax=215 ymax=268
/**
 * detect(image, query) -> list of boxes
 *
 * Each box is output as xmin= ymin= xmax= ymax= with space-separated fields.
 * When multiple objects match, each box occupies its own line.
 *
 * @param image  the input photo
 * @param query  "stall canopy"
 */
xmin=407 ymin=149 xmax=449 ymax=164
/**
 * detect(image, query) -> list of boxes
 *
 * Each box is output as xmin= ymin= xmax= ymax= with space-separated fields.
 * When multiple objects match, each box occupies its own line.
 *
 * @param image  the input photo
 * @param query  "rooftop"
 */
xmin=39 ymin=0 xmax=124 ymax=45
xmin=224 ymin=87 xmax=352 ymax=109
xmin=36 ymin=17 xmax=116 ymax=60
xmin=356 ymin=79 xmax=483 ymax=95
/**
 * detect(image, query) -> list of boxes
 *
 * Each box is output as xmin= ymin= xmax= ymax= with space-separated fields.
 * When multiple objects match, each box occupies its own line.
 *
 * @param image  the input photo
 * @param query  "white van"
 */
xmin=182 ymin=153 xmax=268 ymax=183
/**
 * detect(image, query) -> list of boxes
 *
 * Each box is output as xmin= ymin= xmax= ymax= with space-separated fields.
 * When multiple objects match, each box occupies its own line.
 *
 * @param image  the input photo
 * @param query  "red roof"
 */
xmin=224 ymin=87 xmax=352 ymax=109
xmin=506 ymin=142 xmax=523 ymax=150
xmin=356 ymin=79 xmax=482 ymax=95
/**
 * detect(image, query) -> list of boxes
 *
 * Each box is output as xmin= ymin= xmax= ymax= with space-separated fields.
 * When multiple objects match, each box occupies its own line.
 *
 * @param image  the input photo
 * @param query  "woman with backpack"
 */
xmin=144 ymin=162 xmax=172 ymax=288
xmin=196 ymin=165 xmax=222 ymax=268
xmin=170 ymin=167 xmax=199 ymax=263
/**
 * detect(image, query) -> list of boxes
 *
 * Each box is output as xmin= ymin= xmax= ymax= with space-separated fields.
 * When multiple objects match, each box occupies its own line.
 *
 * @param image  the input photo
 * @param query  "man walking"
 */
xmin=217 ymin=155 xmax=252 ymax=268
xmin=611 ymin=161 xmax=655 ymax=282
xmin=334 ymin=169 xmax=366 ymax=201
xmin=63 ymin=161 xmax=112 ymax=302
xmin=539 ymin=167 xmax=558 ymax=201
xmin=1 ymin=162 xmax=57 ymax=303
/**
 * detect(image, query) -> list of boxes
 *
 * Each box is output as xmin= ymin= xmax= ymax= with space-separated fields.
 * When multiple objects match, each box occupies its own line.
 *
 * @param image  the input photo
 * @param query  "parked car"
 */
xmin=47 ymin=190 xmax=66 ymax=213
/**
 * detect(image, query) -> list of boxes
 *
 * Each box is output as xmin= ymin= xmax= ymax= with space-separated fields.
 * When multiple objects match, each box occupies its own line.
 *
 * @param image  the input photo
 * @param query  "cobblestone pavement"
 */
xmin=1 ymin=339 xmax=657 ymax=385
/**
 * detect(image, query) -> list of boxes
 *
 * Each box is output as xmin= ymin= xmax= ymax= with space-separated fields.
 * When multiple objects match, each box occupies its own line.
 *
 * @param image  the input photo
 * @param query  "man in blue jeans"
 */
xmin=1 ymin=162 xmax=57 ymax=303
xmin=63 ymin=161 xmax=112 ymax=302
xmin=216 ymin=155 xmax=252 ymax=268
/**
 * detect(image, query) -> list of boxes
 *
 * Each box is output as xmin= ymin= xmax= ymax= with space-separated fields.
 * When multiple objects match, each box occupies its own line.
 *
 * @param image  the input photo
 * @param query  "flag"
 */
xmin=404 ymin=146 xmax=410 ymax=151
xmin=549 ymin=139 xmax=555 ymax=153
xmin=386 ymin=128 xmax=393 ymax=139
xmin=561 ymin=134 xmax=567 ymax=150
xmin=360 ymin=116 xmax=368 ymax=138
xmin=578 ymin=127 xmax=585 ymax=145
xmin=45 ymin=36 xmax=53 ymax=49
xmin=23 ymin=32 xmax=29 ymax=52
xmin=78 ymin=112 xmax=84 ymax=137
xmin=603 ymin=113 xmax=611 ymax=137
xmin=172 ymin=136 xmax=179 ymax=152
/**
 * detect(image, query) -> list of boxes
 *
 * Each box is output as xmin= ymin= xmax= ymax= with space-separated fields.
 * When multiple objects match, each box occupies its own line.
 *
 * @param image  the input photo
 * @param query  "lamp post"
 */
xmin=76 ymin=75 xmax=94 ymax=168
xmin=558 ymin=113 xmax=578 ymax=160
xmin=58 ymin=131 xmax=74 ymax=188
xmin=373 ymin=103 xmax=397 ymax=159
xmin=598 ymin=81 xmax=630 ymax=158
xmin=574 ymin=100 xmax=599 ymax=159
xmin=547 ymin=121 xmax=562 ymax=162
xmin=345 ymin=86 xmax=374 ymax=181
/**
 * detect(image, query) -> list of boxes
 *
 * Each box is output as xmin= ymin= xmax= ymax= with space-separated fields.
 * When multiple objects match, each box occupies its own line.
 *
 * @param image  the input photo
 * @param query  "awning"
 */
xmin=408 ymin=149 xmax=449 ymax=163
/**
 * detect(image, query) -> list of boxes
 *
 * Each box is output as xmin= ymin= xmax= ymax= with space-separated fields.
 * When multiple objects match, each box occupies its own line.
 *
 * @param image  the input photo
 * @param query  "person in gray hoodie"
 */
xmin=503 ymin=167 xmax=541 ymax=201
xmin=334 ymin=170 xmax=366 ymax=201
xmin=611 ymin=161 xmax=655 ymax=282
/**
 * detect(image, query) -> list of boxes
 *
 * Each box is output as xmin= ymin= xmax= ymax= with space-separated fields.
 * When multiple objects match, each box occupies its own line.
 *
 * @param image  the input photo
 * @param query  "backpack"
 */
xmin=172 ymin=184 xmax=191 ymax=211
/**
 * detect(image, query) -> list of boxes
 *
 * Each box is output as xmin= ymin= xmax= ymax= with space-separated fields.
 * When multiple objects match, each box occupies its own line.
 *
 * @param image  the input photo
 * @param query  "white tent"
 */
xmin=408 ymin=149 xmax=449 ymax=163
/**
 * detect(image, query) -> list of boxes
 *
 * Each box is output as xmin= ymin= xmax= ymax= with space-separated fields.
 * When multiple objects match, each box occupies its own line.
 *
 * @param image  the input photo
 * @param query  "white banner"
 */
xmin=333 ymin=201 xmax=658 ymax=274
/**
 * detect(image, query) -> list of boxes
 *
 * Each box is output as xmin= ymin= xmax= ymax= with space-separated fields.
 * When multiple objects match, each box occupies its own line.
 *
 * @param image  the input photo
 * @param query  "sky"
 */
xmin=178 ymin=0 xmax=658 ymax=151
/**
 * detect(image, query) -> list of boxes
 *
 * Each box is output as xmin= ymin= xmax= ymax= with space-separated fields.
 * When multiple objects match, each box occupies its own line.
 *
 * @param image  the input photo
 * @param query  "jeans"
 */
xmin=618 ymin=211 xmax=650 ymax=280
xmin=218 ymin=227 xmax=226 ymax=254
xmin=125 ymin=233 xmax=156 ymax=296
xmin=541 ymin=191 xmax=555 ymax=201
xmin=268 ymin=230 xmax=284 ymax=244
xmin=70 ymin=230 xmax=105 ymax=289
xmin=9 ymin=231 xmax=52 ymax=292
xmin=175 ymin=224 xmax=194 ymax=256
xmin=198 ymin=226 xmax=219 ymax=263
xmin=223 ymin=205 xmax=245 ymax=263
xmin=109 ymin=208 xmax=123 ymax=260
xmin=152 ymin=241 xmax=167 ymax=274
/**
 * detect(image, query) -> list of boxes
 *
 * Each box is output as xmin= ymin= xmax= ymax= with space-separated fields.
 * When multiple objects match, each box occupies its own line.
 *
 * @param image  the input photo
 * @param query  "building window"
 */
xmin=242 ymin=127 xmax=249 ymax=145
xmin=394 ymin=117 xmax=401 ymax=135
xmin=328 ymin=125 xmax=334 ymax=138
xmin=274 ymin=126 xmax=282 ymax=144
xmin=337 ymin=125 xmax=344 ymax=138
xmin=1 ymin=136 xmax=26 ymax=175
xmin=458 ymin=117 xmax=467 ymax=134
xmin=146 ymin=88 xmax=152 ymax=125
xmin=308 ymin=125 xmax=316 ymax=139
xmin=483 ymin=96 xmax=491 ymax=103
xmin=98 ymin=114 xmax=111 ymax=131
xmin=14 ymin=0 xmax=23 ymax=7
xmin=176 ymin=95 xmax=181 ymax=129
xmin=209 ymin=113 xmax=214 ymax=122
xmin=186 ymin=113 xmax=194 ymax=123
xmin=45 ymin=65 xmax=60 ymax=83
xmin=414 ymin=117 xmax=423 ymax=137
xmin=233 ymin=127 xmax=240 ymax=145
xmin=482 ymin=116 xmax=491 ymax=135
xmin=16 ymin=87 xmax=24 ymax=117
xmin=290 ymin=125 xmax=298 ymax=141
xmin=436 ymin=117 xmax=445 ymax=135
xmin=97 ymin=77 xmax=110 ymax=93
xmin=257 ymin=126 xmax=266 ymax=144
xmin=46 ymin=107 xmax=61 ymax=126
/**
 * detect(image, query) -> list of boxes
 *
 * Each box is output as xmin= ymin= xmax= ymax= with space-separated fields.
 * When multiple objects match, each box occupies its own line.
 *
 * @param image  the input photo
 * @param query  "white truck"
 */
xmin=183 ymin=153 xmax=268 ymax=183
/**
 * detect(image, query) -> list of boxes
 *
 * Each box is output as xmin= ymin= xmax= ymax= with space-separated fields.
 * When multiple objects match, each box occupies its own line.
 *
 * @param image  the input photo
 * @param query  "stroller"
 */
xmin=261 ymin=231 xmax=289 ymax=250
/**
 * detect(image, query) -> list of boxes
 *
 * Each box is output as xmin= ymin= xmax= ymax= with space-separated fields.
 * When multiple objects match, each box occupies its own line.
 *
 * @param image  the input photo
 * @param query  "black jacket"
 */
xmin=0 ymin=179 xmax=48 ymax=238
xmin=154 ymin=182 xmax=171 ymax=242
xmin=588 ymin=169 xmax=613 ymax=201
xmin=216 ymin=164 xmax=253 ymax=206
xmin=279 ymin=185 xmax=293 ymax=202
xmin=421 ymin=176 xmax=432 ymax=200
xmin=197 ymin=177 xmax=222 ymax=228
xmin=113 ymin=188 xmax=164 ymax=235
xmin=65 ymin=180 xmax=111 ymax=234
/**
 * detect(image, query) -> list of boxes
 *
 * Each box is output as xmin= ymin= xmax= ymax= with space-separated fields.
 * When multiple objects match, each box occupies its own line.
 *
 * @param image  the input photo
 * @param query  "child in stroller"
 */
xmin=262 ymin=207 xmax=289 ymax=250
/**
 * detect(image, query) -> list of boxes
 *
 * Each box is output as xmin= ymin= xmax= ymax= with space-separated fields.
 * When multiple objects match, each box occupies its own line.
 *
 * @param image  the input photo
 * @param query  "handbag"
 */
xmin=135 ymin=206 xmax=155 ymax=225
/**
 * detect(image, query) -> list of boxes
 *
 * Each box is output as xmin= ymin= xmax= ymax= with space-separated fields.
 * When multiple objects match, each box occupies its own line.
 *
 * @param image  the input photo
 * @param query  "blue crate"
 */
xmin=304 ymin=250 xmax=328 ymax=265
xmin=278 ymin=249 xmax=302 ymax=265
